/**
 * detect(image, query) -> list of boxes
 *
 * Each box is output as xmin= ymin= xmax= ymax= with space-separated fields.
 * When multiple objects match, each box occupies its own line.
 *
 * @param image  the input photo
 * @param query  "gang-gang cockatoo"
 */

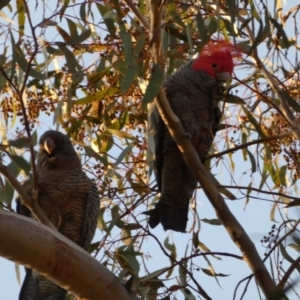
xmin=147 ymin=40 xmax=240 ymax=232
xmin=17 ymin=130 xmax=100 ymax=300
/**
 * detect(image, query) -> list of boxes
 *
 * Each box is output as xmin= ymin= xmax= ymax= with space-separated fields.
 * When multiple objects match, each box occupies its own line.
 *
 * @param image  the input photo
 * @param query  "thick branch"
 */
xmin=148 ymin=2 xmax=278 ymax=299
xmin=0 ymin=162 xmax=55 ymax=229
xmin=0 ymin=211 xmax=137 ymax=300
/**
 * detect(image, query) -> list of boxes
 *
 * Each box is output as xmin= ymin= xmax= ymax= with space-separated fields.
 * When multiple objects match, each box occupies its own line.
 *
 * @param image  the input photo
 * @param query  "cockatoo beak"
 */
xmin=216 ymin=72 xmax=231 ymax=82
xmin=43 ymin=137 xmax=56 ymax=155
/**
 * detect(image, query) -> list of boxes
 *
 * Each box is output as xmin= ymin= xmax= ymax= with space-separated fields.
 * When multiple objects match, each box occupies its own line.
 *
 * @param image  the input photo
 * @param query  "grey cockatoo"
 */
xmin=17 ymin=130 xmax=100 ymax=300
xmin=148 ymin=40 xmax=239 ymax=232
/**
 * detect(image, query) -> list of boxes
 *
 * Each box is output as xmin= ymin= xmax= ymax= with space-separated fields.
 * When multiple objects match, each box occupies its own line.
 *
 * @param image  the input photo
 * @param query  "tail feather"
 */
xmin=19 ymin=270 xmax=67 ymax=300
xmin=149 ymin=200 xmax=189 ymax=233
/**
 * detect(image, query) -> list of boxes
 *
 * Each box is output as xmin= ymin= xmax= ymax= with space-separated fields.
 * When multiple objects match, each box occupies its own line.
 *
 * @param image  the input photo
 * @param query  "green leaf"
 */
xmin=192 ymin=230 xmax=200 ymax=249
xmin=66 ymin=18 xmax=79 ymax=41
xmin=73 ymin=87 xmax=118 ymax=105
xmin=84 ymin=145 xmax=108 ymax=166
xmin=142 ymin=65 xmax=164 ymax=110
xmin=119 ymin=23 xmax=136 ymax=94
xmin=114 ymin=143 xmax=134 ymax=167
xmin=7 ymin=160 xmax=20 ymax=178
xmin=107 ymin=205 xmax=125 ymax=232
xmin=122 ymin=229 xmax=132 ymax=245
xmin=196 ymin=12 xmax=209 ymax=44
xmin=164 ymin=25 xmax=188 ymax=42
xmin=249 ymin=0 xmax=260 ymax=20
xmin=208 ymin=18 xmax=218 ymax=35
xmin=279 ymin=165 xmax=287 ymax=186
xmin=76 ymin=28 xmax=91 ymax=43
xmin=262 ymin=5 xmax=271 ymax=41
xmin=226 ymin=0 xmax=236 ymax=27
xmin=122 ymin=223 xmax=142 ymax=230
xmin=59 ymin=0 xmax=70 ymax=20
xmin=96 ymin=3 xmax=116 ymax=38
xmin=115 ymin=247 xmax=140 ymax=275
xmin=9 ymin=137 xmax=33 ymax=148
xmin=247 ymin=149 xmax=256 ymax=173
xmin=17 ymin=0 xmax=25 ymax=39
xmin=119 ymin=108 xmax=129 ymax=130
xmin=209 ymin=173 xmax=236 ymax=200
xmin=290 ymin=236 xmax=300 ymax=252
xmin=180 ymin=288 xmax=196 ymax=300
xmin=10 ymin=155 xmax=30 ymax=174
xmin=120 ymin=64 xmax=136 ymax=94
xmin=0 ymin=179 xmax=14 ymax=206
xmin=167 ymin=2 xmax=185 ymax=28
xmin=56 ymin=25 xmax=72 ymax=43
xmin=79 ymin=2 xmax=86 ymax=23
xmin=269 ymin=17 xmax=289 ymax=48
xmin=280 ymin=90 xmax=300 ymax=112
xmin=201 ymin=268 xmax=229 ymax=277
xmin=0 ymin=0 xmax=10 ymax=10
xmin=106 ymin=129 xmax=134 ymax=140
xmin=225 ymin=95 xmax=245 ymax=104
xmin=140 ymin=268 xmax=169 ymax=281
xmin=98 ymin=207 xmax=108 ymax=231
xmin=248 ymin=19 xmax=263 ymax=55
xmin=201 ymin=218 xmax=222 ymax=225
xmin=57 ymin=44 xmax=83 ymax=82
xmin=242 ymin=106 xmax=267 ymax=138
xmin=279 ymin=243 xmax=300 ymax=274
xmin=164 ymin=236 xmax=177 ymax=278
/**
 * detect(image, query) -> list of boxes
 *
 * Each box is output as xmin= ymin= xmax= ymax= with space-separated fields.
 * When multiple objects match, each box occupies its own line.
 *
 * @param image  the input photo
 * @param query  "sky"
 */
xmin=1 ymin=0 xmax=300 ymax=300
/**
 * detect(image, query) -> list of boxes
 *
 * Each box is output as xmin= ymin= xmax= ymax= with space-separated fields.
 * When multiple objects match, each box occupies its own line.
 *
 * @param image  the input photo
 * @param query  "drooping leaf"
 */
xmin=142 ymin=65 xmax=164 ymax=110
xmin=73 ymin=87 xmax=118 ymax=105
xmin=10 ymin=155 xmax=30 ymax=175
xmin=201 ymin=218 xmax=222 ymax=225
xmin=201 ymin=268 xmax=229 ymax=277
xmin=17 ymin=0 xmax=25 ymax=39
xmin=96 ymin=3 xmax=117 ymax=38
xmin=196 ymin=12 xmax=209 ymax=44
xmin=164 ymin=236 xmax=177 ymax=278
xmin=279 ymin=243 xmax=300 ymax=274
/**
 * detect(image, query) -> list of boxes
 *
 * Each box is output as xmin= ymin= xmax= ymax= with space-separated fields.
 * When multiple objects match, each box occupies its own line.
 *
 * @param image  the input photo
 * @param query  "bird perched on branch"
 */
xmin=148 ymin=40 xmax=240 ymax=232
xmin=17 ymin=130 xmax=100 ymax=300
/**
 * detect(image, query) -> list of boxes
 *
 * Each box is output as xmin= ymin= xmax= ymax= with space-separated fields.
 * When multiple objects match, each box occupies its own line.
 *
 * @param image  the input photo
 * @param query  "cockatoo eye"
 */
xmin=212 ymin=63 xmax=218 ymax=69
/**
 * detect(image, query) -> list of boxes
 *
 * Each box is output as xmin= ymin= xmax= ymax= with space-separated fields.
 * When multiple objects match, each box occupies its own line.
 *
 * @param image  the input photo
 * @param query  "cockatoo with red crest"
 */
xmin=148 ymin=40 xmax=240 ymax=232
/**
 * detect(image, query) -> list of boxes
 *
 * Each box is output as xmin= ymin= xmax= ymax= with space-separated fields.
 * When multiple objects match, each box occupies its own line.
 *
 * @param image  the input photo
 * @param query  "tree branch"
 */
xmin=123 ymin=0 xmax=150 ymax=29
xmin=0 ymin=211 xmax=138 ymax=300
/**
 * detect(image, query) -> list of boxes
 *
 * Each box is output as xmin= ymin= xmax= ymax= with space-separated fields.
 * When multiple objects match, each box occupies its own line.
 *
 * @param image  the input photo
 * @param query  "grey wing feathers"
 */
xmin=19 ymin=271 xmax=67 ymax=300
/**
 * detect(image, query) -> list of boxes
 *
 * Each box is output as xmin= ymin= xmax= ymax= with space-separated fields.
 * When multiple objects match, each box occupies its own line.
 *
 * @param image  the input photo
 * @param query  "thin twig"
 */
xmin=218 ymin=185 xmax=300 ymax=202
xmin=206 ymin=131 xmax=292 ymax=159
